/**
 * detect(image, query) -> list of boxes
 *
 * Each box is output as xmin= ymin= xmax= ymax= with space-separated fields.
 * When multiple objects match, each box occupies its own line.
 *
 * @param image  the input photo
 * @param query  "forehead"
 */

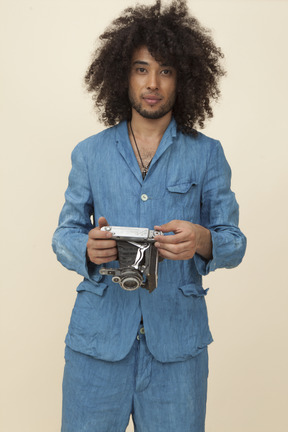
xmin=131 ymin=46 xmax=170 ymax=67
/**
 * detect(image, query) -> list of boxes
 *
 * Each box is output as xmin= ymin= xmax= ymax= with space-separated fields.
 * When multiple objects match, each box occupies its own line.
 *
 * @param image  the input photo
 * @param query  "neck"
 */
xmin=130 ymin=109 xmax=172 ymax=141
xmin=128 ymin=110 xmax=172 ymax=178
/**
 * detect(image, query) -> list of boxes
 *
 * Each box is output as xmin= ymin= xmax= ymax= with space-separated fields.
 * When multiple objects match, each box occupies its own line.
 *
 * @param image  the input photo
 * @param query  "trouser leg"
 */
xmin=132 ymin=328 xmax=209 ymax=432
xmin=61 ymin=346 xmax=135 ymax=432
xmin=61 ymin=328 xmax=209 ymax=432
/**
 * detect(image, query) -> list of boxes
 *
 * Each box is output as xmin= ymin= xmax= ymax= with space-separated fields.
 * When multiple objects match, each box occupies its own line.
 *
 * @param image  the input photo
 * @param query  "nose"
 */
xmin=146 ymin=72 xmax=159 ymax=91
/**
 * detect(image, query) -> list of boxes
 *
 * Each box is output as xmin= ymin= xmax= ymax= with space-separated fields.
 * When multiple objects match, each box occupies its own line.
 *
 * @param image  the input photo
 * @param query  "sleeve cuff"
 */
xmin=193 ymin=230 xmax=217 ymax=276
xmin=194 ymin=229 xmax=246 ymax=276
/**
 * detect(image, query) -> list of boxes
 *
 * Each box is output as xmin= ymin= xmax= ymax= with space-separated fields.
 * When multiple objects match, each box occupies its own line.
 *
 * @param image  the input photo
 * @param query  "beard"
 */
xmin=128 ymin=90 xmax=176 ymax=120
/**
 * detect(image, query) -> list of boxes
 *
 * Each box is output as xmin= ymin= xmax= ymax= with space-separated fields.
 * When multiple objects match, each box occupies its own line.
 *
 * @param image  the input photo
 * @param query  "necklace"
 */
xmin=129 ymin=122 xmax=153 ymax=180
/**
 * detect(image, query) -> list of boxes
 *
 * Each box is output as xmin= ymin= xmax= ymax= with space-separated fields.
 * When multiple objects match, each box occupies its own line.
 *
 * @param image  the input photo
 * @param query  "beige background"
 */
xmin=1 ymin=0 xmax=287 ymax=431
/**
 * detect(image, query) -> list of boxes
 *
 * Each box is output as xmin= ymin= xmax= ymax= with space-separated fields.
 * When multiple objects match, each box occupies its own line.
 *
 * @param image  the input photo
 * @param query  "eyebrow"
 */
xmin=132 ymin=60 xmax=172 ymax=67
xmin=132 ymin=60 xmax=149 ymax=66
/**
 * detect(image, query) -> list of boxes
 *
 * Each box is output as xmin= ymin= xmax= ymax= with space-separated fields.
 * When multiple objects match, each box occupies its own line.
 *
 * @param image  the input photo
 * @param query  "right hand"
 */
xmin=86 ymin=217 xmax=117 ymax=265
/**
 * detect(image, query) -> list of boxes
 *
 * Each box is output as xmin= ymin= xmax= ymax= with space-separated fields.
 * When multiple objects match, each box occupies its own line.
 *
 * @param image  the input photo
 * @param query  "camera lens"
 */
xmin=112 ymin=276 xmax=121 ymax=283
xmin=119 ymin=269 xmax=143 ymax=291
xmin=122 ymin=278 xmax=140 ymax=290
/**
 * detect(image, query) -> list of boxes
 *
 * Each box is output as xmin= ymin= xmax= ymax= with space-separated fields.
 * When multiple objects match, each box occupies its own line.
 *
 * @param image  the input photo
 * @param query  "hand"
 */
xmin=86 ymin=217 xmax=118 ymax=265
xmin=154 ymin=220 xmax=212 ymax=261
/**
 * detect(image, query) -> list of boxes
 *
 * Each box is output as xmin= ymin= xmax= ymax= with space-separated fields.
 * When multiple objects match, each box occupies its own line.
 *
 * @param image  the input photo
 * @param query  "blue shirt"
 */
xmin=52 ymin=118 xmax=246 ymax=362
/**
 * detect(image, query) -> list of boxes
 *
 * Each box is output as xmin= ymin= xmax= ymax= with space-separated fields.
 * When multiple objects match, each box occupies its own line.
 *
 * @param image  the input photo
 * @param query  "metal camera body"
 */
xmin=99 ymin=226 xmax=163 ymax=293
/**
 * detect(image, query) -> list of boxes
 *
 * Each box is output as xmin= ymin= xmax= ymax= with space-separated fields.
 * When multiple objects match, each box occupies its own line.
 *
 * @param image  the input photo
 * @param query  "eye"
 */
xmin=161 ymin=69 xmax=172 ymax=76
xmin=136 ymin=67 xmax=147 ymax=74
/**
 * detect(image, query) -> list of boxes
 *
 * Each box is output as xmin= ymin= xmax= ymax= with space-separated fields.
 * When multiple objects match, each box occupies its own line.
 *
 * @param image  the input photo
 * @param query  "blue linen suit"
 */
xmin=52 ymin=118 xmax=246 ymax=430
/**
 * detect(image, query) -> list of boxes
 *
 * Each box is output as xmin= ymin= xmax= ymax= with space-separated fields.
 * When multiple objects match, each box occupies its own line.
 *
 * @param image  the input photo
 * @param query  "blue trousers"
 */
xmin=62 ymin=325 xmax=208 ymax=432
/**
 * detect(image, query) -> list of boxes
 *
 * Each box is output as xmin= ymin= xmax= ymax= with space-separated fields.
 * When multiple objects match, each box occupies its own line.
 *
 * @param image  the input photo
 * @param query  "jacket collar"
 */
xmin=115 ymin=118 xmax=178 ymax=183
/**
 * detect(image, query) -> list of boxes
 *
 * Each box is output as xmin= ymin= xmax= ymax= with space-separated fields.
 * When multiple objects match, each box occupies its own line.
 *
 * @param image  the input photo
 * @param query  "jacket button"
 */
xmin=141 ymin=194 xmax=148 ymax=201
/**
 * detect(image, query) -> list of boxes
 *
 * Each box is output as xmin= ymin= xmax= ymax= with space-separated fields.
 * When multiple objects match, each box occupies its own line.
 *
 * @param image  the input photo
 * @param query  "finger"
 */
xmin=157 ymin=243 xmax=196 ymax=260
xmin=154 ymin=221 xmax=183 ymax=244
xmin=88 ymin=245 xmax=118 ymax=264
xmin=157 ymin=247 xmax=194 ymax=261
xmin=98 ymin=216 xmax=109 ymax=229
xmin=88 ymin=227 xmax=113 ymax=240
xmin=89 ymin=250 xmax=118 ymax=265
xmin=158 ymin=248 xmax=182 ymax=260
xmin=88 ymin=238 xmax=117 ymax=249
xmin=92 ymin=247 xmax=118 ymax=259
xmin=154 ymin=232 xmax=188 ymax=245
xmin=155 ymin=240 xmax=193 ymax=254
xmin=94 ymin=255 xmax=118 ymax=264
xmin=154 ymin=220 xmax=181 ymax=233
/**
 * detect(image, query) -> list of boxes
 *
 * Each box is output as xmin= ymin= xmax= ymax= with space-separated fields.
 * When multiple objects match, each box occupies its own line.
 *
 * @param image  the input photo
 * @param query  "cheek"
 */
xmin=128 ymin=85 xmax=136 ymax=104
xmin=129 ymin=75 xmax=143 ymax=92
xmin=163 ymin=79 xmax=177 ymax=98
xmin=167 ymin=87 xmax=177 ymax=104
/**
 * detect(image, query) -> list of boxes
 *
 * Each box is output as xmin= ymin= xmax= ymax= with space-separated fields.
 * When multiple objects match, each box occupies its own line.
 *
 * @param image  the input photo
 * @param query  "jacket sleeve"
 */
xmin=52 ymin=143 xmax=103 ymax=284
xmin=194 ymin=140 xmax=247 ymax=276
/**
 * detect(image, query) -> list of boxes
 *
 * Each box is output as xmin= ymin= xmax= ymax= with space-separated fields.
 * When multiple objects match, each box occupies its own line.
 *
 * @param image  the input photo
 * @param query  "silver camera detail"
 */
xmin=99 ymin=226 xmax=163 ymax=293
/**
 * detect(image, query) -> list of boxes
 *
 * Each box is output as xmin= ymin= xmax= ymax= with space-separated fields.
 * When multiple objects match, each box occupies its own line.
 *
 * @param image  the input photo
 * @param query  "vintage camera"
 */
xmin=99 ymin=226 xmax=163 ymax=293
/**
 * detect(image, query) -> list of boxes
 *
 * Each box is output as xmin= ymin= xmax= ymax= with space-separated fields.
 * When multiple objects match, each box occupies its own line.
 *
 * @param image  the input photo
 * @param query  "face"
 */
xmin=128 ymin=46 xmax=177 ymax=120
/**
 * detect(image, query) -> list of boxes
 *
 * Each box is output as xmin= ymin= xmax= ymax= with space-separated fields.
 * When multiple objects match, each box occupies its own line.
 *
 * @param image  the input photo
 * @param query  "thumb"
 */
xmin=98 ymin=216 xmax=109 ymax=229
xmin=155 ymin=220 xmax=180 ymax=234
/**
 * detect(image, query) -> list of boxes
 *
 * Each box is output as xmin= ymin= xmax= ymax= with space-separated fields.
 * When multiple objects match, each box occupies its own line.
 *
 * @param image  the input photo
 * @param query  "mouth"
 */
xmin=142 ymin=94 xmax=162 ymax=106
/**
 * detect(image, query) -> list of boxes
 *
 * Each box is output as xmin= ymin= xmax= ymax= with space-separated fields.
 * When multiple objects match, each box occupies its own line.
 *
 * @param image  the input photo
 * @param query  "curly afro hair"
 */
xmin=84 ymin=0 xmax=225 ymax=134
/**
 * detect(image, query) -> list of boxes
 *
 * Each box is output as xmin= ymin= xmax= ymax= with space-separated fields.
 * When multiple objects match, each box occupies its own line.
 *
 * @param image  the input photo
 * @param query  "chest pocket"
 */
xmin=166 ymin=181 xmax=199 ymax=221
xmin=167 ymin=181 xmax=197 ymax=194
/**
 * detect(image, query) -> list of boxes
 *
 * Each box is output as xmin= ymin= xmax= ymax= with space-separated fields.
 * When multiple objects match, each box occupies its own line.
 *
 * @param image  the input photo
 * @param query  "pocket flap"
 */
xmin=76 ymin=280 xmax=108 ymax=296
xmin=167 ymin=181 xmax=197 ymax=194
xmin=178 ymin=283 xmax=209 ymax=297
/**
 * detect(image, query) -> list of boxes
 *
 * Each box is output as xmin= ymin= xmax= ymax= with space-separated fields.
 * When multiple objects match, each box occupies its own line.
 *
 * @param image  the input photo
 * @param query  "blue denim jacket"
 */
xmin=52 ymin=118 xmax=246 ymax=362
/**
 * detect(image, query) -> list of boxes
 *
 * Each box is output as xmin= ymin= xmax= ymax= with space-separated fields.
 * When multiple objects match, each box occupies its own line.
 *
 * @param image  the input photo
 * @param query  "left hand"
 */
xmin=154 ymin=220 xmax=212 ymax=261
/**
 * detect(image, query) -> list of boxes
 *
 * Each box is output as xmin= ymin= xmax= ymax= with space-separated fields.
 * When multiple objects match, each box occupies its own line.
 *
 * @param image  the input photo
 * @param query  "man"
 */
xmin=52 ymin=1 xmax=246 ymax=431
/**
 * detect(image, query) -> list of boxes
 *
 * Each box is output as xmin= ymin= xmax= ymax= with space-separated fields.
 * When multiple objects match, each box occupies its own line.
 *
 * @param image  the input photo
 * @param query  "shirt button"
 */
xmin=137 ymin=335 xmax=140 ymax=341
xmin=140 ymin=327 xmax=145 ymax=335
xmin=141 ymin=194 xmax=148 ymax=201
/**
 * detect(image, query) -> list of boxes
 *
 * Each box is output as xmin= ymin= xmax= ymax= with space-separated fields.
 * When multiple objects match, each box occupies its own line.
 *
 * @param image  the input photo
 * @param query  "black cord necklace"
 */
xmin=129 ymin=122 xmax=153 ymax=180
